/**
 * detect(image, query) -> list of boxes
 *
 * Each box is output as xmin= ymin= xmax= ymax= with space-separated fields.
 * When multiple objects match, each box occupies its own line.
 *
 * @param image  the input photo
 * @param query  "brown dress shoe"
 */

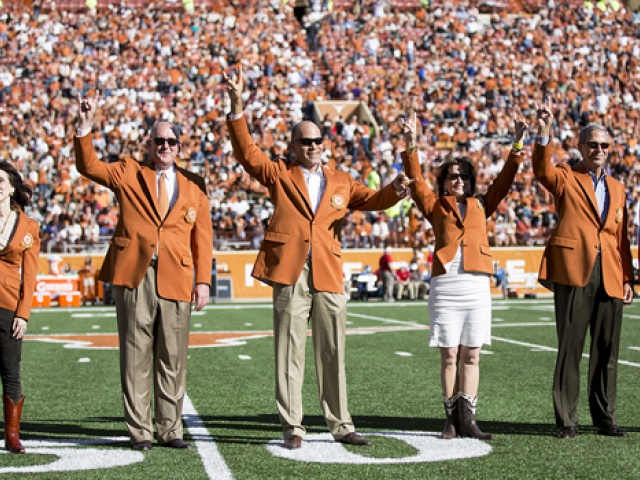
xmin=162 ymin=439 xmax=191 ymax=449
xmin=283 ymin=435 xmax=302 ymax=449
xmin=132 ymin=440 xmax=153 ymax=451
xmin=557 ymin=426 xmax=578 ymax=439
xmin=597 ymin=425 xmax=627 ymax=437
xmin=336 ymin=432 xmax=372 ymax=446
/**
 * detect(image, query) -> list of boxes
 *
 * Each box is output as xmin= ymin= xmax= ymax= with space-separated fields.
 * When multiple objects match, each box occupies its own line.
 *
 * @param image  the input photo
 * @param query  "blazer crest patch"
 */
xmin=615 ymin=208 xmax=623 ymax=224
xmin=185 ymin=207 xmax=197 ymax=224
xmin=330 ymin=194 xmax=345 ymax=211
xmin=20 ymin=233 xmax=34 ymax=249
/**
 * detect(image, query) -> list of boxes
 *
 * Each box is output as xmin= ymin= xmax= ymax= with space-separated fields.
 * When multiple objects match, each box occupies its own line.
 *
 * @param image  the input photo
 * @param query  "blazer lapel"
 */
xmin=0 ymin=211 xmax=27 ymax=255
xmin=574 ymin=166 xmax=600 ymax=222
xmin=290 ymin=165 xmax=314 ymax=217
xmin=315 ymin=166 xmax=336 ymax=218
xmin=141 ymin=164 xmax=163 ymax=222
xmin=441 ymin=196 xmax=463 ymax=225
xmin=166 ymin=172 xmax=189 ymax=222
xmin=603 ymin=176 xmax=623 ymax=230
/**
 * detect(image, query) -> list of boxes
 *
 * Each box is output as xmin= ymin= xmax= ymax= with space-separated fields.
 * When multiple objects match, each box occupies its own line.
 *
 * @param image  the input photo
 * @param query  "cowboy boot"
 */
xmin=442 ymin=393 xmax=460 ymax=439
xmin=458 ymin=392 xmax=492 ymax=440
xmin=3 ymin=395 xmax=25 ymax=453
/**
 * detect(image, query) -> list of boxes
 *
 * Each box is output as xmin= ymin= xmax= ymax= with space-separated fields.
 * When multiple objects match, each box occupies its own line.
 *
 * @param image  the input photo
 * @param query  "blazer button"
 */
xmin=151 ymin=244 xmax=156 ymax=248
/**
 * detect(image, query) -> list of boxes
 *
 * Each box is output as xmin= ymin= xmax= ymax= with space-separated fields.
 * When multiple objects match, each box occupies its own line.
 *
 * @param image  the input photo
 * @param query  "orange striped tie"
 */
xmin=158 ymin=172 xmax=169 ymax=218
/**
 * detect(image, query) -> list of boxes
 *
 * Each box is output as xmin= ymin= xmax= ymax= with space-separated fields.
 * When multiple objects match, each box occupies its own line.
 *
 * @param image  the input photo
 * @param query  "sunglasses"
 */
xmin=585 ymin=142 xmax=610 ymax=150
xmin=446 ymin=173 xmax=470 ymax=182
xmin=297 ymin=137 xmax=323 ymax=147
xmin=154 ymin=137 xmax=179 ymax=147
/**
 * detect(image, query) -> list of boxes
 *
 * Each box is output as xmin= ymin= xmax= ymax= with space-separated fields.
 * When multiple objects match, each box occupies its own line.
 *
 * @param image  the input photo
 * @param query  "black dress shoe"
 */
xmin=557 ymin=426 xmax=578 ymax=439
xmin=336 ymin=432 xmax=372 ymax=446
xmin=597 ymin=425 xmax=628 ymax=437
xmin=132 ymin=440 xmax=152 ymax=451
xmin=162 ymin=439 xmax=191 ymax=449
xmin=283 ymin=435 xmax=302 ymax=449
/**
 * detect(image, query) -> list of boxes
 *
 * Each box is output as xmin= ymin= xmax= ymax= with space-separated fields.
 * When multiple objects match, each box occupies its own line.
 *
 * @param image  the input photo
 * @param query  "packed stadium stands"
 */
xmin=0 ymin=0 xmax=639 ymax=255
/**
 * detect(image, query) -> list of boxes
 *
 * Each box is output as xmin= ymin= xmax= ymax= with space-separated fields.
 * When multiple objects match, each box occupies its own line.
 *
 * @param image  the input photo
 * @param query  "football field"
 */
xmin=2 ymin=299 xmax=640 ymax=479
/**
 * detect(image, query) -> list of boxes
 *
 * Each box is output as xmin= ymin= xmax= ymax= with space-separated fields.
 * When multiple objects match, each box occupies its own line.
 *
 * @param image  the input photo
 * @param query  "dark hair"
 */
xmin=0 ymin=161 xmax=32 ymax=211
xmin=435 ymin=156 xmax=477 ymax=199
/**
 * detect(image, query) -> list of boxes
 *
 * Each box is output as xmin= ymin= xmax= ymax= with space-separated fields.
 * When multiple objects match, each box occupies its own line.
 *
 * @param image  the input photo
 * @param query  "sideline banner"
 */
xmin=37 ymin=247 xmax=638 ymax=301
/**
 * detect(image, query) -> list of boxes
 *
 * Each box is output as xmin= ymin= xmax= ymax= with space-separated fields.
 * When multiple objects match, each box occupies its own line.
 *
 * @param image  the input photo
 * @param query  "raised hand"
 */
xmin=392 ymin=172 xmax=415 ymax=196
xmin=222 ymin=67 xmax=244 ymax=115
xmin=514 ymin=117 xmax=528 ymax=144
xmin=400 ymin=112 xmax=418 ymax=150
xmin=534 ymin=98 xmax=554 ymax=138
xmin=77 ymin=93 xmax=98 ymax=132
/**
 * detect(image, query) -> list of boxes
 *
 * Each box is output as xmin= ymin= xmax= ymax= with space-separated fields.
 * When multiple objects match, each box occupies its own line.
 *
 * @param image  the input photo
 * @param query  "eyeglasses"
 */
xmin=154 ymin=137 xmax=179 ymax=147
xmin=446 ymin=173 xmax=470 ymax=182
xmin=297 ymin=137 xmax=323 ymax=147
xmin=585 ymin=142 xmax=610 ymax=150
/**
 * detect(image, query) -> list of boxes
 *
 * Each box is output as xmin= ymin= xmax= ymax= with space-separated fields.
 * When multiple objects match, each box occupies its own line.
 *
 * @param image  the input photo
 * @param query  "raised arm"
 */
xmin=532 ymin=98 xmax=564 ymax=195
xmin=74 ymin=93 xmax=123 ymax=188
xmin=223 ymin=67 xmax=244 ymax=116
xmin=77 ymin=93 xmax=98 ymax=134
xmin=483 ymin=116 xmax=527 ymax=214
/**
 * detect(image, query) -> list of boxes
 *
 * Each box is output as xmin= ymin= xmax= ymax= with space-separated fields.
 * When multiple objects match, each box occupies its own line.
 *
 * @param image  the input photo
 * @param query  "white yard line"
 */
xmin=347 ymin=312 xmax=422 ymax=327
xmin=183 ymin=394 xmax=233 ymax=480
xmin=492 ymin=336 xmax=640 ymax=368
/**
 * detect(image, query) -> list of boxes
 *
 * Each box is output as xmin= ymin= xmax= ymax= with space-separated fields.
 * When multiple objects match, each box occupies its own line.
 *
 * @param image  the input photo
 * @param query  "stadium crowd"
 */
xmin=0 ymin=0 xmax=639 ymax=254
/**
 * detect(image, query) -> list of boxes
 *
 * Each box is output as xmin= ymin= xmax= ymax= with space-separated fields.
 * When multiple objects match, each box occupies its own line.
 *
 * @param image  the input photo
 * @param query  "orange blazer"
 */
xmin=533 ymin=143 xmax=633 ymax=298
xmin=0 ymin=210 xmax=40 ymax=320
xmin=74 ymin=135 xmax=213 ymax=302
xmin=227 ymin=117 xmax=403 ymax=293
xmin=402 ymin=150 xmax=523 ymax=277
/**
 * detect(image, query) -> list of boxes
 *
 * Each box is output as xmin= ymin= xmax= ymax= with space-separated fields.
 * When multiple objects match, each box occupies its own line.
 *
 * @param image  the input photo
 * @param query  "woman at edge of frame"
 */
xmin=0 ymin=161 xmax=41 ymax=454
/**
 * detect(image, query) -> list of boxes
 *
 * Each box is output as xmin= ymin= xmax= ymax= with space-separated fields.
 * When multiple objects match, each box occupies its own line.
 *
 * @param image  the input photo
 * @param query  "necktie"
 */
xmin=158 ymin=172 xmax=169 ymax=219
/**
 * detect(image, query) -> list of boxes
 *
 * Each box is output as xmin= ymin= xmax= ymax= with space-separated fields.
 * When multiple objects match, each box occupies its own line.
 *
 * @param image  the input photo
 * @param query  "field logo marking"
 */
xmin=266 ymin=431 xmax=491 ymax=464
xmin=25 ymin=326 xmax=427 ymax=350
xmin=0 ymin=438 xmax=142 ymax=473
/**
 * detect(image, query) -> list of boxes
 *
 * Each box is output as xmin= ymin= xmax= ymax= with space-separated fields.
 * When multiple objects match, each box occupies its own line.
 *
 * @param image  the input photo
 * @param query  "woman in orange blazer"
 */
xmin=401 ymin=114 xmax=525 ymax=440
xmin=0 ymin=162 xmax=40 ymax=454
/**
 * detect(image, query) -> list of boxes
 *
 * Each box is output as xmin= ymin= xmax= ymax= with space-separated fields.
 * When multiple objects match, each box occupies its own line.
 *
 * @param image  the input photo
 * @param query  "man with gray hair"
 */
xmin=74 ymin=95 xmax=213 ymax=451
xmin=533 ymin=99 xmax=633 ymax=440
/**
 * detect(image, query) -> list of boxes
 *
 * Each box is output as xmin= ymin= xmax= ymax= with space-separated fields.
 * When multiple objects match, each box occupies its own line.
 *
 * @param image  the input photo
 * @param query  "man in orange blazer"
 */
xmin=74 ymin=95 xmax=213 ymax=451
xmin=224 ymin=68 xmax=413 ymax=449
xmin=533 ymin=99 xmax=633 ymax=440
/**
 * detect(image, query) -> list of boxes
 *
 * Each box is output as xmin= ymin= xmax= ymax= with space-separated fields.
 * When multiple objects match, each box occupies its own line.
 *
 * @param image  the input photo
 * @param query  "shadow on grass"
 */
xmin=193 ymin=413 xmax=640 ymax=442
xmin=20 ymin=416 xmax=123 ymax=441
xmin=22 ymin=414 xmax=640 ymax=446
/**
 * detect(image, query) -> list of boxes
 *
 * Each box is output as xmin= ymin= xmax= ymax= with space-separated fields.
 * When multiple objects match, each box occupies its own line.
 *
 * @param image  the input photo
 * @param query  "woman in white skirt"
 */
xmin=401 ymin=113 xmax=527 ymax=440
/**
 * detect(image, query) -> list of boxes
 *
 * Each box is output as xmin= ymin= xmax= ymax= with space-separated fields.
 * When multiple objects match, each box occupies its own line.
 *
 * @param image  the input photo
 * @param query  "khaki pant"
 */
xmin=273 ymin=259 xmax=355 ymax=440
xmin=114 ymin=264 xmax=191 ymax=444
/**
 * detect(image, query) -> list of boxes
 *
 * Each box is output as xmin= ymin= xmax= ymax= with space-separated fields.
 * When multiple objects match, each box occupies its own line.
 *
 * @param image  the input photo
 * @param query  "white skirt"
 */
xmin=428 ymin=246 xmax=491 ymax=348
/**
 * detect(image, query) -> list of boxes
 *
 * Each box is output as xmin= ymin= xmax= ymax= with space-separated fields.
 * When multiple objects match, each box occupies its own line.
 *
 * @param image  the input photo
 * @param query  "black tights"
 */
xmin=0 ymin=308 xmax=22 ymax=404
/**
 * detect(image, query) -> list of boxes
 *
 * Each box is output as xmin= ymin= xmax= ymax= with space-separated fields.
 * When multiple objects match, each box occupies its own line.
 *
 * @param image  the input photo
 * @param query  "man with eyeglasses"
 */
xmin=223 ymin=68 xmax=413 ymax=449
xmin=74 ymin=95 xmax=213 ymax=451
xmin=533 ymin=99 xmax=633 ymax=440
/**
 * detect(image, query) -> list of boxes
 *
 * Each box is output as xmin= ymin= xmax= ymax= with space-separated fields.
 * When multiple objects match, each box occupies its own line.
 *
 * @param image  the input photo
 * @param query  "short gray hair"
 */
xmin=578 ymin=124 xmax=608 ymax=145
xmin=150 ymin=121 xmax=181 ymax=141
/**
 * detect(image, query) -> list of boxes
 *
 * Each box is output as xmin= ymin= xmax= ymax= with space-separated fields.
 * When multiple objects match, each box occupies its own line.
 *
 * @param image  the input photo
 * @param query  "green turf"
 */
xmin=0 ymin=299 xmax=639 ymax=478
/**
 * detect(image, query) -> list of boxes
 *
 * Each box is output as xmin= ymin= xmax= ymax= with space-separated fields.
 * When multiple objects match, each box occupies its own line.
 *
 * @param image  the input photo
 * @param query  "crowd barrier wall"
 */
xmin=39 ymin=247 xmax=639 ymax=304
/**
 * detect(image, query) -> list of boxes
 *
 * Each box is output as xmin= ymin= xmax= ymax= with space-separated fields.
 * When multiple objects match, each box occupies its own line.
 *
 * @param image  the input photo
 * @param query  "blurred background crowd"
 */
xmin=1 ymin=0 xmax=639 ymax=255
